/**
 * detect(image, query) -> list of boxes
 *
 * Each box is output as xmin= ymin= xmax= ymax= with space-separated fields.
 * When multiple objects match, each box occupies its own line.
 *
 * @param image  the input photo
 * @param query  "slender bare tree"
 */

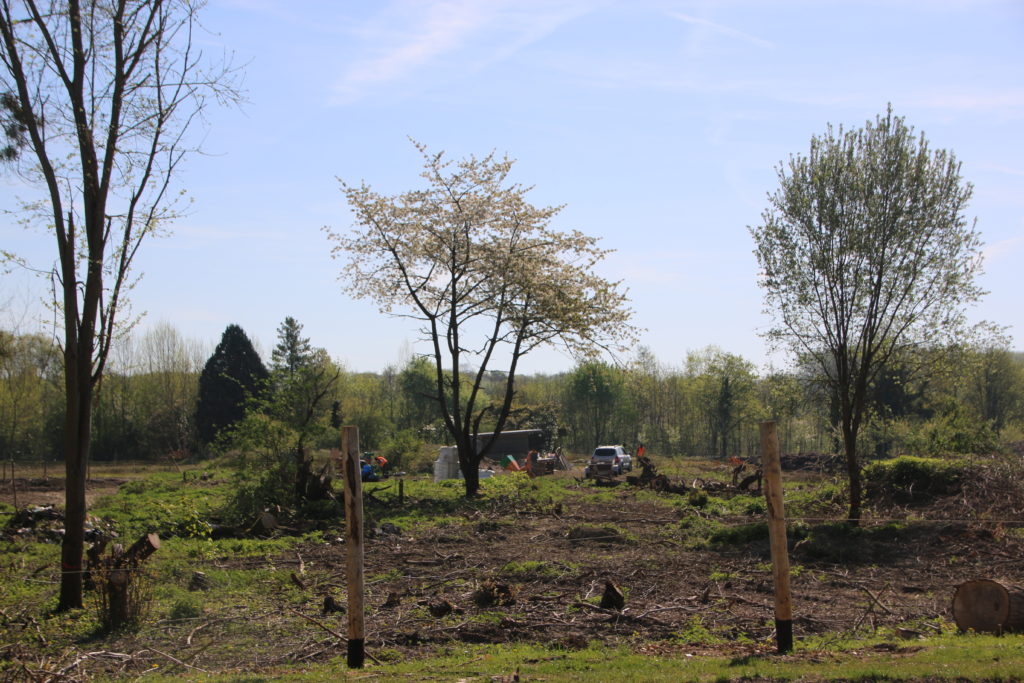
xmin=0 ymin=0 xmax=240 ymax=609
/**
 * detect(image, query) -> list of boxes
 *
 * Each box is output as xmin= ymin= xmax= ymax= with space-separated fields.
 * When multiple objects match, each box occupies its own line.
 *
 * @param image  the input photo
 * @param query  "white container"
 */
xmin=433 ymin=446 xmax=461 ymax=482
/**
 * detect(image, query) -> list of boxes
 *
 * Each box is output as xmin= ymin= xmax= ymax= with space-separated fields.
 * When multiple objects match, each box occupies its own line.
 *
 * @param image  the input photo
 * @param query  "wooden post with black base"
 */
xmin=342 ymin=426 xmax=366 ymax=668
xmin=760 ymin=420 xmax=793 ymax=653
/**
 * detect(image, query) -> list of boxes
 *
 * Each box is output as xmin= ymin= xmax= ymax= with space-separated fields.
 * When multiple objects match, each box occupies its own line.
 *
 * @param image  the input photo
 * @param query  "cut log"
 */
xmin=121 ymin=533 xmax=161 ymax=566
xmin=952 ymin=579 xmax=1024 ymax=634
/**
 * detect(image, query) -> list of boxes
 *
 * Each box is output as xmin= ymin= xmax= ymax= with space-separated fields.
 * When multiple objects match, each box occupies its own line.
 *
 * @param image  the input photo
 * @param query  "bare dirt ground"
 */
xmin=0 ymin=477 xmax=126 ymax=509
xmin=4 ymin=463 xmax=1024 ymax=678
xmin=313 ymin=491 xmax=1024 ymax=654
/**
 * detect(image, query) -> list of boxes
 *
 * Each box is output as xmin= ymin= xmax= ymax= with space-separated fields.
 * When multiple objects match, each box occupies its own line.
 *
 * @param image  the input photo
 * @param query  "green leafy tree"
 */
xmin=267 ymin=317 xmax=340 ymax=500
xmin=327 ymin=142 xmax=635 ymax=496
xmin=750 ymin=108 xmax=985 ymax=523
xmin=340 ymin=372 xmax=391 ymax=449
xmin=0 ymin=0 xmax=239 ymax=609
xmin=565 ymin=361 xmax=624 ymax=449
xmin=686 ymin=347 xmax=758 ymax=458
xmin=759 ymin=370 xmax=811 ymax=454
xmin=398 ymin=356 xmax=442 ymax=434
xmin=135 ymin=322 xmax=205 ymax=457
xmin=623 ymin=347 xmax=670 ymax=453
xmin=196 ymin=325 xmax=268 ymax=446
xmin=970 ymin=347 xmax=1024 ymax=435
xmin=0 ymin=329 xmax=60 ymax=460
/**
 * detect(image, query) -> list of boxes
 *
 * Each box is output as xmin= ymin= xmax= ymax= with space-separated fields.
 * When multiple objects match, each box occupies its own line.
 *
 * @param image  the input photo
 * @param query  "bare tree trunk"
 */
xmin=295 ymin=445 xmax=312 ymax=502
xmin=59 ymin=350 xmax=92 ymax=610
xmin=842 ymin=421 xmax=861 ymax=525
xmin=459 ymin=446 xmax=481 ymax=498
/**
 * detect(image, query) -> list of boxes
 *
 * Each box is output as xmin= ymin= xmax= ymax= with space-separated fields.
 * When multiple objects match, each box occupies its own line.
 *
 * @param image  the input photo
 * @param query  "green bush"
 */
xmin=378 ymin=429 xmax=431 ymax=473
xmin=864 ymin=455 xmax=965 ymax=504
xmin=226 ymin=462 xmax=296 ymax=524
xmin=709 ymin=521 xmax=769 ymax=546
xmin=887 ymin=411 xmax=999 ymax=457
xmin=687 ymin=489 xmax=709 ymax=508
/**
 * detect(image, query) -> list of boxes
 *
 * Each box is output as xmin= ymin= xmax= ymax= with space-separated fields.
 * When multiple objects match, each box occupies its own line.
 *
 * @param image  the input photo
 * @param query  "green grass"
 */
xmin=141 ymin=633 xmax=1024 ymax=681
xmin=90 ymin=467 xmax=232 ymax=539
xmin=498 ymin=559 xmax=576 ymax=581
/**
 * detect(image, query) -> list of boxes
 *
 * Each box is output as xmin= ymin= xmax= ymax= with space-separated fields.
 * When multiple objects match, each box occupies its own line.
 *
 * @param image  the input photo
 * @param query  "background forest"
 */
xmin=3 ymin=316 xmax=1021 ymax=471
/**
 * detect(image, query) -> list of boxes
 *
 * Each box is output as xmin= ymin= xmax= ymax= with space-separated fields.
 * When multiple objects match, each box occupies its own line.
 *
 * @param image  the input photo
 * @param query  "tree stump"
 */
xmin=95 ymin=533 xmax=160 ymax=630
xmin=952 ymin=579 xmax=1024 ymax=634
xmin=600 ymin=580 xmax=625 ymax=611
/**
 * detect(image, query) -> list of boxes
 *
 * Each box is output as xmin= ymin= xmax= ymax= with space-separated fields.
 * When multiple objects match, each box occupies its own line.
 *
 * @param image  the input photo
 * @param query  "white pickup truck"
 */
xmin=584 ymin=445 xmax=632 ymax=477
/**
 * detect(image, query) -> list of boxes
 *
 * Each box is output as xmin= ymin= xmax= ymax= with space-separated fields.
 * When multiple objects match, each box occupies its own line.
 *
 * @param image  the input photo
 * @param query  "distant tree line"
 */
xmin=2 ymin=321 xmax=1022 ymax=467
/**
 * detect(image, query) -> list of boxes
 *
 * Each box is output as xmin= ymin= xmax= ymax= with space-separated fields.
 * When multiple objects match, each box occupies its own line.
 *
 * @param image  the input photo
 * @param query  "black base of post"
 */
xmin=347 ymin=638 xmax=365 ymax=668
xmin=775 ymin=618 xmax=793 ymax=653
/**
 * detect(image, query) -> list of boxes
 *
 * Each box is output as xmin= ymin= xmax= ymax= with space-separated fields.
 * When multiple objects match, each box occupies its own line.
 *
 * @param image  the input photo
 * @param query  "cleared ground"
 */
xmin=2 ymin=456 xmax=1023 ymax=680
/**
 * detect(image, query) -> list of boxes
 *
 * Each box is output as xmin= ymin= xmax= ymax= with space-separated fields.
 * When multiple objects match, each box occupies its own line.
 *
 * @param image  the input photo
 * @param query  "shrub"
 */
xmin=378 ymin=429 xmax=431 ymax=473
xmin=864 ymin=455 xmax=965 ymax=504
xmin=709 ymin=522 xmax=769 ymax=546
xmin=687 ymin=489 xmax=709 ymax=508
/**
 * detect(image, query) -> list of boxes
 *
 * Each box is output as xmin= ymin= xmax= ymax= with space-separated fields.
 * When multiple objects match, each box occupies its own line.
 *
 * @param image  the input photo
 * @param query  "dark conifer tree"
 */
xmin=196 ymin=324 xmax=268 ymax=445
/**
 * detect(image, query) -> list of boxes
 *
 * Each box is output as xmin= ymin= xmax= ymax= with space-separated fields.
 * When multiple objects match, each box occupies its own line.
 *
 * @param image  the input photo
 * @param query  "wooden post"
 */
xmin=398 ymin=478 xmax=405 ymax=506
xmin=760 ymin=420 xmax=793 ymax=653
xmin=341 ymin=426 xmax=365 ymax=668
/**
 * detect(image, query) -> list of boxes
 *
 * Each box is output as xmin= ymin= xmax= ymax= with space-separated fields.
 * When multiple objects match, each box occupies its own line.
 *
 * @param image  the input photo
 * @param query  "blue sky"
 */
xmin=3 ymin=0 xmax=1023 ymax=373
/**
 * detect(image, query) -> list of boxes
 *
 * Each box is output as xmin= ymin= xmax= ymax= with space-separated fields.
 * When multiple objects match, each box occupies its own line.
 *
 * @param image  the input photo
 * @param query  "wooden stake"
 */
xmin=398 ymin=478 xmax=405 ymax=506
xmin=760 ymin=420 xmax=793 ymax=653
xmin=341 ymin=426 xmax=365 ymax=668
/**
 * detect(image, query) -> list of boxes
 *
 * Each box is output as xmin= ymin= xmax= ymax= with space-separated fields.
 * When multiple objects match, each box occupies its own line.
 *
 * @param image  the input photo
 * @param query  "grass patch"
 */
xmin=205 ymin=633 xmax=1024 ymax=682
xmin=90 ymin=469 xmax=230 ymax=539
xmin=499 ymin=560 xmax=573 ymax=581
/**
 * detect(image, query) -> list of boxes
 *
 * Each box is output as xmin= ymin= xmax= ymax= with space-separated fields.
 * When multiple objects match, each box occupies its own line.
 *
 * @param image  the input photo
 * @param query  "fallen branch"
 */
xmin=570 ymin=601 xmax=669 ymax=626
xmin=858 ymin=586 xmax=896 ymax=616
xmin=146 ymin=646 xmax=209 ymax=674
xmin=635 ymin=605 xmax=701 ymax=619
xmin=286 ymin=608 xmax=383 ymax=665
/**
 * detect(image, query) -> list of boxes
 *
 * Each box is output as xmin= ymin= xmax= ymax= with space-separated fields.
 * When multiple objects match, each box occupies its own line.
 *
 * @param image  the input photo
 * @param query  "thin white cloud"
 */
xmin=332 ymin=0 xmax=600 ymax=105
xmin=978 ymin=163 xmax=1024 ymax=177
xmin=339 ymin=1 xmax=488 ymax=97
xmin=983 ymin=234 xmax=1024 ymax=263
xmin=668 ymin=11 xmax=774 ymax=49
xmin=909 ymin=90 xmax=1024 ymax=113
